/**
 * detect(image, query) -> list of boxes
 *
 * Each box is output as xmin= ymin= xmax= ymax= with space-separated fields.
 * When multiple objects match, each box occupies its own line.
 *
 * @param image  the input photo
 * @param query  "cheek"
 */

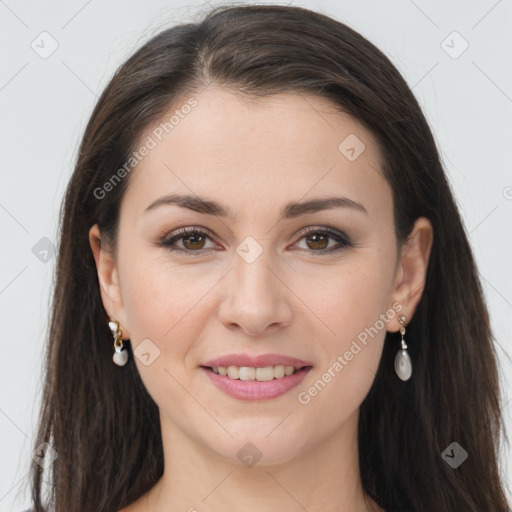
xmin=119 ymin=255 xmax=221 ymax=359
xmin=292 ymin=251 xmax=395 ymax=407
xmin=118 ymin=256 xmax=219 ymax=407
xmin=295 ymin=250 xmax=395 ymax=343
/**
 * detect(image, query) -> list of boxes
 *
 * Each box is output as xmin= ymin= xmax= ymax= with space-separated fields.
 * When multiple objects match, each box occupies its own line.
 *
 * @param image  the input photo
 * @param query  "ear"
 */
xmin=387 ymin=216 xmax=433 ymax=332
xmin=89 ymin=224 xmax=131 ymax=339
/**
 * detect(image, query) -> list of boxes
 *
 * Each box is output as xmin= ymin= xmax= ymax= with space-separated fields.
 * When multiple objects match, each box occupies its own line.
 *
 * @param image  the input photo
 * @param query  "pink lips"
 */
xmin=200 ymin=353 xmax=313 ymax=401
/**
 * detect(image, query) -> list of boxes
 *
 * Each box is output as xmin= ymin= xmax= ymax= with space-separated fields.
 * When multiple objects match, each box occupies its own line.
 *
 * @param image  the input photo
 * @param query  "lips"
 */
xmin=200 ymin=353 xmax=313 ymax=401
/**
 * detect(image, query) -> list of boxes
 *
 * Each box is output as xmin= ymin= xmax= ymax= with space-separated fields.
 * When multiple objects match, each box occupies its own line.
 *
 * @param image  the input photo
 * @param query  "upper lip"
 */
xmin=202 ymin=353 xmax=312 ymax=368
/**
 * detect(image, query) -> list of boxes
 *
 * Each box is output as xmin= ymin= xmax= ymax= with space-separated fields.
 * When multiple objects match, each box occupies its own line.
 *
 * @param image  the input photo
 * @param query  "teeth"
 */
xmin=213 ymin=365 xmax=301 ymax=381
xmin=239 ymin=367 xmax=256 ymax=380
xmin=274 ymin=365 xmax=285 ymax=378
xmin=227 ymin=366 xmax=240 ymax=379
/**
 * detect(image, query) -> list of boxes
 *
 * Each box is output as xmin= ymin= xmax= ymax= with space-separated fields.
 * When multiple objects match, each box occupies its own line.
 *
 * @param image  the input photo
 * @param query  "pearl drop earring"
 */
xmin=109 ymin=320 xmax=129 ymax=366
xmin=394 ymin=314 xmax=412 ymax=381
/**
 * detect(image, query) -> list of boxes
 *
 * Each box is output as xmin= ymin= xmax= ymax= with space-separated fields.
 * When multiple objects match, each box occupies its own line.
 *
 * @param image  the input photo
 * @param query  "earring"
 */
xmin=109 ymin=320 xmax=129 ymax=366
xmin=394 ymin=314 xmax=412 ymax=381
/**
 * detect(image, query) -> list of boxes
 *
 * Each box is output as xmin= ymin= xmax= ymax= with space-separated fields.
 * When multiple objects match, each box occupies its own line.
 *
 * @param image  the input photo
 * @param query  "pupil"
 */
xmin=185 ymin=234 xmax=204 ymax=250
xmin=307 ymin=233 xmax=328 ymax=250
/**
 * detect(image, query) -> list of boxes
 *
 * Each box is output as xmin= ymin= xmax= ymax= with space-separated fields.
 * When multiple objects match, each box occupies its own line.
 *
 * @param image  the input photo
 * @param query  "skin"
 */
xmin=89 ymin=86 xmax=433 ymax=512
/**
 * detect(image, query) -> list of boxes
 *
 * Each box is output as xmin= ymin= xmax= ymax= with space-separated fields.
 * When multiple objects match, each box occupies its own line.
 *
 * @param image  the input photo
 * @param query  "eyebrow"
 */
xmin=144 ymin=193 xmax=368 ymax=218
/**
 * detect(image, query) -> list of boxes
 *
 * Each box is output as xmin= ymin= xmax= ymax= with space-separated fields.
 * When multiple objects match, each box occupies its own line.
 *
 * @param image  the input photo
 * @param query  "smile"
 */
xmin=200 ymin=361 xmax=312 ymax=401
xmin=207 ymin=364 xmax=303 ymax=381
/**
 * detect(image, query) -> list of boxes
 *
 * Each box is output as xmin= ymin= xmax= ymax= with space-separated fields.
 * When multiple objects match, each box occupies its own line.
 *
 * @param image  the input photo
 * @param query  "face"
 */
xmin=91 ymin=86 xmax=429 ymax=465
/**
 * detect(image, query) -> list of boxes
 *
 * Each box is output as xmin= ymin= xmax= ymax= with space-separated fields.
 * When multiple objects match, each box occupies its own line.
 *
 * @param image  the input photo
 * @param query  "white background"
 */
xmin=0 ymin=0 xmax=511 ymax=509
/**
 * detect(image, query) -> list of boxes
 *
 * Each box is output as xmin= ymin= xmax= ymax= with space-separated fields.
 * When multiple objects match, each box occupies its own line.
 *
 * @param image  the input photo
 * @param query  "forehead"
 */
xmin=122 ymin=86 xmax=390 ymax=220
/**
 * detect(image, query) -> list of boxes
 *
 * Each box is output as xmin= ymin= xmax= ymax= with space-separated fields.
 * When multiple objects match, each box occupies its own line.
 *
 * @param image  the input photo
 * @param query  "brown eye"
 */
xmin=159 ymin=227 xmax=218 ymax=254
xmin=182 ymin=233 xmax=206 ymax=250
xmin=305 ymin=233 xmax=329 ymax=251
xmin=295 ymin=227 xmax=353 ymax=254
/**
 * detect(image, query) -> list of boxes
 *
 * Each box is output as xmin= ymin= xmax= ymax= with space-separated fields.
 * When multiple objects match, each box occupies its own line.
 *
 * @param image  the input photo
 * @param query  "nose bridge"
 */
xmin=234 ymin=244 xmax=274 ymax=297
xmin=219 ymin=238 xmax=292 ymax=334
xmin=232 ymin=241 xmax=280 ymax=308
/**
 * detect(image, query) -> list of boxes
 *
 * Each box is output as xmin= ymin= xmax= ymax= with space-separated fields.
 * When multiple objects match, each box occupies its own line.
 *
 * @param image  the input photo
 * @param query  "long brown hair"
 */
xmin=30 ymin=4 xmax=511 ymax=511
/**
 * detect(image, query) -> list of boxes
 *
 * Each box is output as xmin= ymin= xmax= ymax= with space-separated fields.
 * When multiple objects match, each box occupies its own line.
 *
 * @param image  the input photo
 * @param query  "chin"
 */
xmin=201 ymin=421 xmax=312 ymax=467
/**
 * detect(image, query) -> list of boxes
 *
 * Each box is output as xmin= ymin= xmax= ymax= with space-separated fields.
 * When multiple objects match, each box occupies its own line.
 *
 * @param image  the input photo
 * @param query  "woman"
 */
xmin=29 ymin=4 xmax=511 ymax=512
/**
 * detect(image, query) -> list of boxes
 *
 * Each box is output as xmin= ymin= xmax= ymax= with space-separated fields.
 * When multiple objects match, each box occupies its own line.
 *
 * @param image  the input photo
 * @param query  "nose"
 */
xmin=218 ymin=246 xmax=294 ymax=336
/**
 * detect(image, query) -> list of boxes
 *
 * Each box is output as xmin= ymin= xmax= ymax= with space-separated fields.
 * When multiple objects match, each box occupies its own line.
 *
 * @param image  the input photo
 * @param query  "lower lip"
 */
xmin=201 ymin=366 xmax=312 ymax=401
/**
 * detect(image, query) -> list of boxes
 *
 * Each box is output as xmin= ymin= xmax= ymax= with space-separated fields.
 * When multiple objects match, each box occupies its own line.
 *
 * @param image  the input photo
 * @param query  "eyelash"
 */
xmin=156 ymin=225 xmax=354 ymax=256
